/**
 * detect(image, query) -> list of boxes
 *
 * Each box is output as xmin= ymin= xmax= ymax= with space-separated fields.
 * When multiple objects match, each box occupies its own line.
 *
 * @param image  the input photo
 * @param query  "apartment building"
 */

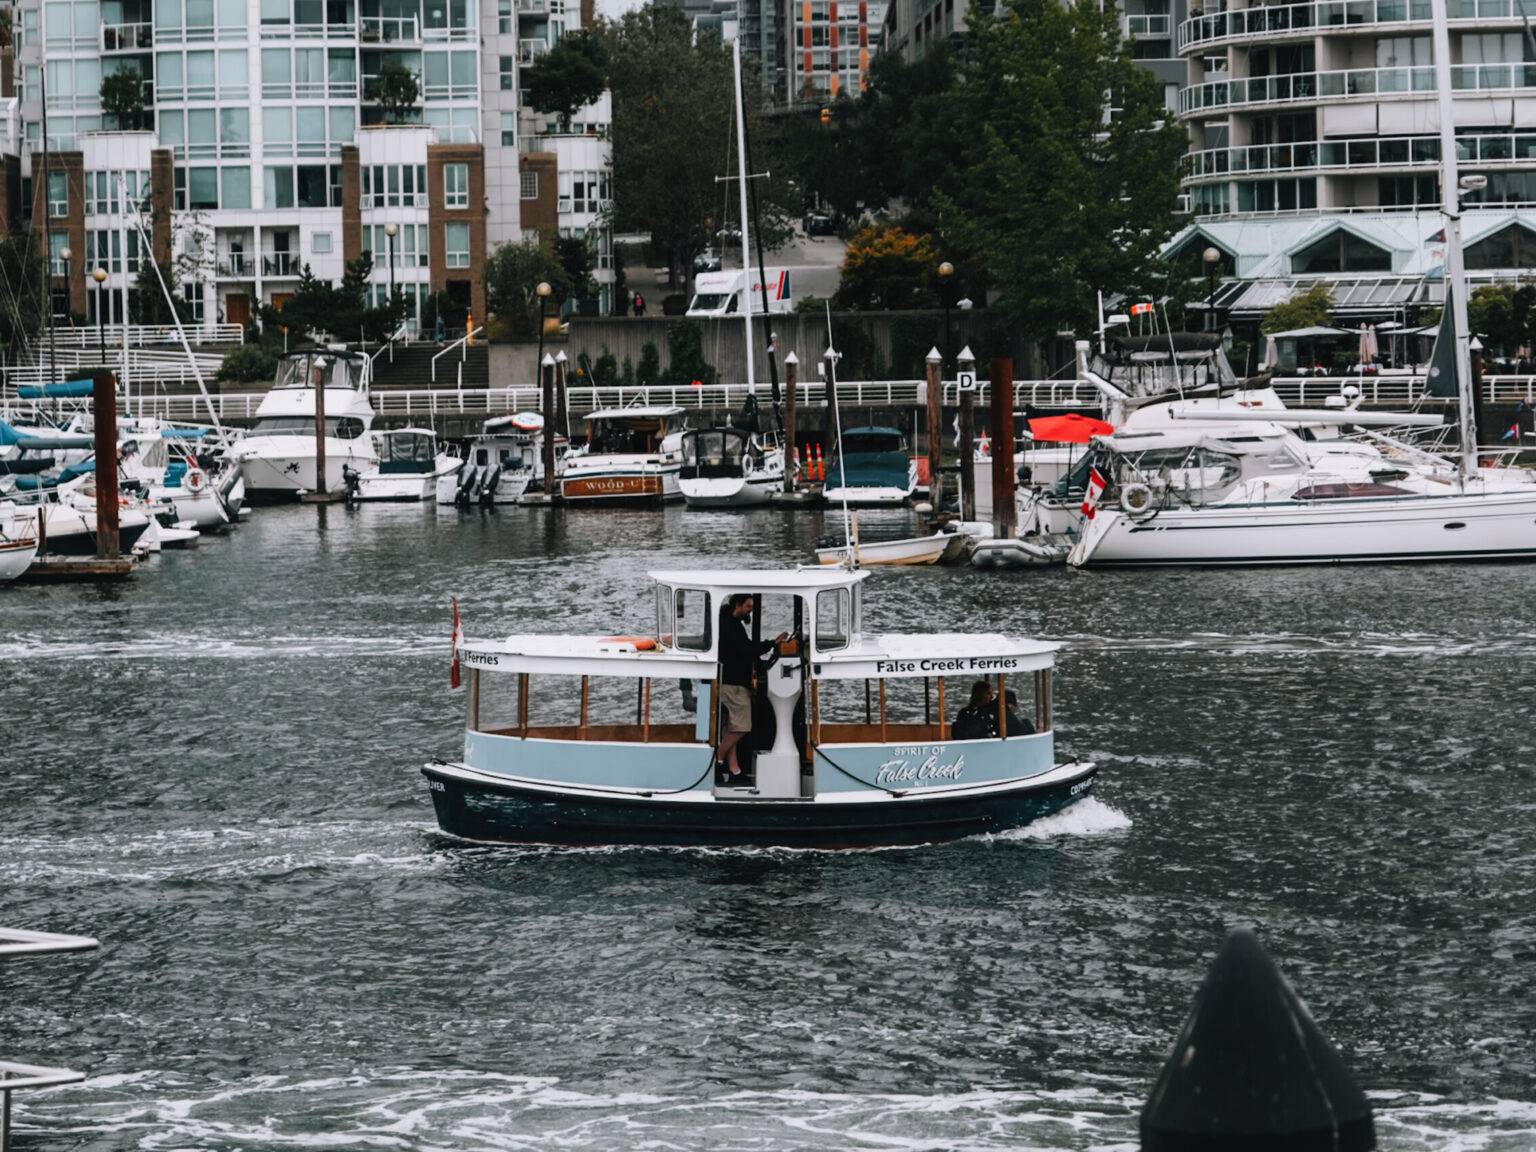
xmin=0 ymin=0 xmax=615 ymax=338
xmin=784 ymin=0 xmax=886 ymax=105
xmin=1169 ymin=0 xmax=1536 ymax=320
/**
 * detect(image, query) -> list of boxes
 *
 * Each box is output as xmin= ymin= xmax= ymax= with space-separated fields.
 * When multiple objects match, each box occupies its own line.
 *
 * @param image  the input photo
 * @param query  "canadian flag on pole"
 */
xmin=1081 ymin=468 xmax=1107 ymax=519
xmin=450 ymin=596 xmax=464 ymax=689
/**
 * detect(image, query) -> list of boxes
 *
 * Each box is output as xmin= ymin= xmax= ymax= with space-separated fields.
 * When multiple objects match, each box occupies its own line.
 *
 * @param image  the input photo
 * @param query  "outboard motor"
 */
xmin=478 ymin=463 xmax=502 ymax=506
xmin=455 ymin=464 xmax=479 ymax=507
xmin=341 ymin=464 xmax=362 ymax=506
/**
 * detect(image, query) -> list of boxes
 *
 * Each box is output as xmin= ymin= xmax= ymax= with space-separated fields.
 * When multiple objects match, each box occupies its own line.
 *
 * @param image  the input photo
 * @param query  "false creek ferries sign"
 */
xmin=875 ymin=656 xmax=1023 ymax=675
xmin=876 ymin=745 xmax=966 ymax=787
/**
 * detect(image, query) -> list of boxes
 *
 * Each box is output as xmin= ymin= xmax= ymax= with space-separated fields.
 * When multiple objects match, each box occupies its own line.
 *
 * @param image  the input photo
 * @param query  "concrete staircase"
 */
xmin=370 ymin=342 xmax=489 ymax=391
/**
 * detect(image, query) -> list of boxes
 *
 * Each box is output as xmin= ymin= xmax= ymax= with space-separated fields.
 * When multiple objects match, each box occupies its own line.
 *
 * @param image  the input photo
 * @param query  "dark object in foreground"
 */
xmin=1142 ymin=928 xmax=1375 ymax=1151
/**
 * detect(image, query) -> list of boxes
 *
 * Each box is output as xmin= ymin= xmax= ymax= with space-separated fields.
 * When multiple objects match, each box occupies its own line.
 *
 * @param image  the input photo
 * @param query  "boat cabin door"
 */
xmin=716 ymin=592 xmax=808 ymax=800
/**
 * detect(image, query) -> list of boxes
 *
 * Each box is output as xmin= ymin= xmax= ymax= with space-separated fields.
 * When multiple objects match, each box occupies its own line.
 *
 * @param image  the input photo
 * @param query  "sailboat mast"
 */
xmin=1430 ymin=0 xmax=1478 ymax=475
xmin=732 ymin=39 xmax=756 ymax=393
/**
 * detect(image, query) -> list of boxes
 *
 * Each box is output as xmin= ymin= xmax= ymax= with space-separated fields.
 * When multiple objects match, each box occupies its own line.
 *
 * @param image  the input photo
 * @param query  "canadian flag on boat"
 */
xmin=450 ymin=596 xmax=464 ymax=690
xmin=1081 ymin=468 xmax=1107 ymax=519
xmin=1128 ymin=302 xmax=1155 ymax=317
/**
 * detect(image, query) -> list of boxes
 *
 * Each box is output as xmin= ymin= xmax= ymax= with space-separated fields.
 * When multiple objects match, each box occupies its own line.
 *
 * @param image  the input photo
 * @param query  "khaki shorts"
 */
xmin=720 ymin=684 xmax=753 ymax=733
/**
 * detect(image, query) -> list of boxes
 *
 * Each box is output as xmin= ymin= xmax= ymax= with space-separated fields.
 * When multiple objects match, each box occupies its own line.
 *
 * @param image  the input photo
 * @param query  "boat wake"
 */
xmin=0 ymin=632 xmax=445 ymax=661
xmin=13 ymin=1070 xmax=1533 ymax=1151
xmin=987 ymin=797 xmax=1131 ymax=842
xmin=1055 ymin=630 xmax=1529 ymax=659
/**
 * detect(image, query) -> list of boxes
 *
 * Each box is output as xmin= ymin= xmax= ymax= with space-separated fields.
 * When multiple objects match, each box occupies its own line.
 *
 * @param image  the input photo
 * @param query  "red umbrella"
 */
xmin=1027 ymin=413 xmax=1115 ymax=443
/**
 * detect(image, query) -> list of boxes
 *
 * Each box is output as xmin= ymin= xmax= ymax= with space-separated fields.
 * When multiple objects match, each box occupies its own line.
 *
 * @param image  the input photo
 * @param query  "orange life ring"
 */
xmin=599 ymin=635 xmax=657 ymax=651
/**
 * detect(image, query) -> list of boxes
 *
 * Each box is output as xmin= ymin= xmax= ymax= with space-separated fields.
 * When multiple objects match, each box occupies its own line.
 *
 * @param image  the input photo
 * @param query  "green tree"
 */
xmin=636 ymin=341 xmax=661 ymax=387
xmin=217 ymin=343 xmax=281 ymax=382
xmin=1467 ymin=281 xmax=1536 ymax=356
xmin=373 ymin=59 xmax=420 ymax=124
xmin=485 ymin=240 xmax=572 ymax=339
xmin=100 ymin=69 xmax=146 ymax=130
xmin=834 ymin=225 xmax=941 ymax=310
xmin=929 ymin=0 xmax=1187 ymax=345
xmin=661 ymin=320 xmax=715 ymax=387
xmin=524 ymin=30 xmax=608 ymax=130
xmin=1260 ymin=283 xmax=1334 ymax=334
xmin=606 ymin=5 xmax=794 ymax=285
xmin=556 ymin=234 xmax=596 ymax=301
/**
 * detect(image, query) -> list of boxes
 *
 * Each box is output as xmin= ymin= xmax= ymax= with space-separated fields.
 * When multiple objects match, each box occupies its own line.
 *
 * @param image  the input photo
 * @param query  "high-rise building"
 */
xmin=0 ymin=0 xmax=615 ymax=338
xmin=1168 ymin=0 xmax=1536 ymax=325
xmin=785 ymin=0 xmax=885 ymax=106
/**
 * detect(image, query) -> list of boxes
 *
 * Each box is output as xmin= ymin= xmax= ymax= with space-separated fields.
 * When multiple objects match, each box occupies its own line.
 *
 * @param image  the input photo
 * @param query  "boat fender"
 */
xmin=184 ymin=468 xmax=207 ymax=494
xmin=1120 ymin=482 xmax=1155 ymax=516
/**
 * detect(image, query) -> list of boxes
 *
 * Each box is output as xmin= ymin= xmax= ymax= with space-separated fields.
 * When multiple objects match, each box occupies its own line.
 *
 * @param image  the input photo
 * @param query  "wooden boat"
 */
xmin=560 ymin=406 xmax=685 ymax=504
xmin=421 ymin=568 xmax=1098 ymax=849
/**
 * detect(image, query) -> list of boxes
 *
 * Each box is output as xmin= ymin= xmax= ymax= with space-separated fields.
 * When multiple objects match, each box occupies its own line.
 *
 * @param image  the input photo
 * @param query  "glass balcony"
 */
xmin=264 ymin=253 xmax=301 ymax=276
xmin=102 ymin=21 xmax=154 ymax=50
xmin=1177 ymin=0 xmax=1524 ymax=51
xmin=1182 ymin=129 xmax=1536 ymax=181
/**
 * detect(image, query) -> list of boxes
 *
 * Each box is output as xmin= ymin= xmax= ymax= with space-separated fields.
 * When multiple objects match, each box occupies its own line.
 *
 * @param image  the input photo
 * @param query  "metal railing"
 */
xmin=2 ymin=928 xmax=99 ymax=1152
xmin=1181 ymin=63 xmax=1536 ymax=114
xmin=102 ymin=20 xmax=154 ymax=49
xmin=69 ymin=375 xmax=1536 ymax=427
xmin=431 ymin=327 xmax=486 ymax=382
xmin=1179 ymin=0 xmax=1536 ymax=50
xmin=1124 ymin=12 xmax=1172 ymax=36
xmin=263 ymin=254 xmax=301 ymax=277
xmin=359 ymin=15 xmax=419 ymax=40
xmin=32 ymin=323 xmax=242 ymax=348
xmin=1182 ymin=129 xmax=1536 ymax=180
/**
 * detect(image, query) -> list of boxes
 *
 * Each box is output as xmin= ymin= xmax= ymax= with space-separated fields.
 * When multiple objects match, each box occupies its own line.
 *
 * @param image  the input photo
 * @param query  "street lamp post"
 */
xmin=92 ymin=267 xmax=108 ymax=364
xmin=535 ymin=280 xmax=555 ymax=495
xmin=60 ymin=245 xmax=73 ymax=323
xmin=1202 ymin=247 xmax=1222 ymax=333
xmin=384 ymin=223 xmax=399 ymax=331
xmin=937 ymin=260 xmax=955 ymax=363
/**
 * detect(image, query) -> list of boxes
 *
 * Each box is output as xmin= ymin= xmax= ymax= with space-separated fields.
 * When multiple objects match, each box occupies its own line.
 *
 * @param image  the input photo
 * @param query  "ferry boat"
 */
xmin=560 ymin=406 xmax=685 ymax=504
xmin=421 ymin=568 xmax=1097 ymax=849
xmin=227 ymin=348 xmax=378 ymax=502
xmin=823 ymin=426 xmax=918 ymax=507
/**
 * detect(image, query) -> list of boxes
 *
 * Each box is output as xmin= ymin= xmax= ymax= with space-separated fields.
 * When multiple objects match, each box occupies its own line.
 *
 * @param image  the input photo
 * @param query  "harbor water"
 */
xmin=3 ymin=504 xmax=1534 ymax=1150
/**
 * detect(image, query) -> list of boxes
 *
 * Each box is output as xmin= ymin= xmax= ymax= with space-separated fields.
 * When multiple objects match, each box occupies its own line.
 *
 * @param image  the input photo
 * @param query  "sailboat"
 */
xmin=678 ymin=38 xmax=788 ymax=510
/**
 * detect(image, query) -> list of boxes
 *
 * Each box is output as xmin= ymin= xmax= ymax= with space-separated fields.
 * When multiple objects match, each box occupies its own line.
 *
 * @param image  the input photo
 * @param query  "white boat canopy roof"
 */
xmin=457 ymin=630 xmax=1056 ymax=680
xmin=649 ymin=567 xmax=869 ymax=593
xmin=585 ymin=406 xmax=684 ymax=421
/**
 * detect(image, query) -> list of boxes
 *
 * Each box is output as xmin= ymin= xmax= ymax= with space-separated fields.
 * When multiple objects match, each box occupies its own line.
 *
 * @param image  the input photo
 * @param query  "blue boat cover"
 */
xmin=162 ymin=427 xmax=209 ymax=440
xmin=164 ymin=460 xmax=188 ymax=487
xmin=0 ymin=419 xmax=95 ymax=450
xmin=16 ymin=379 xmax=95 ymax=399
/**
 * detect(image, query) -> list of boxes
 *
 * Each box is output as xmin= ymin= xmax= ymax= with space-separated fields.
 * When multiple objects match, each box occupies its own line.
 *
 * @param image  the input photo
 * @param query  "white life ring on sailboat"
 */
xmin=184 ymin=468 xmax=207 ymax=494
xmin=1119 ymin=482 xmax=1154 ymax=516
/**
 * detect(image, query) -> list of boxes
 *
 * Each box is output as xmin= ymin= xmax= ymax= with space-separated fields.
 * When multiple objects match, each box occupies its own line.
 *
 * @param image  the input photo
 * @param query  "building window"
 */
xmin=500 ymin=113 xmax=517 ymax=147
xmin=444 ymin=163 xmax=469 ymax=209
xmin=313 ymin=231 xmax=333 ymax=254
xmin=47 ymin=171 xmax=68 ymax=217
xmin=49 ymin=232 xmax=69 ymax=275
xmin=1291 ymin=229 xmax=1393 ymax=275
xmin=499 ymin=55 xmax=515 ymax=90
xmin=1466 ymin=224 xmax=1536 ymax=269
xmin=498 ymin=0 xmax=512 ymax=32
xmin=189 ymin=167 xmax=220 ymax=209
xmin=520 ymin=170 xmax=538 ymax=199
xmin=445 ymin=221 xmax=470 ymax=268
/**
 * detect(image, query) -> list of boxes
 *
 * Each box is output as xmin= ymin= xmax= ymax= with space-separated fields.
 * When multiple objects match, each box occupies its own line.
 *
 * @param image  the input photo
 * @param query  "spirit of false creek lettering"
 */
xmin=876 ymin=746 xmax=966 ymax=786
xmin=875 ymin=657 xmax=1020 ymax=674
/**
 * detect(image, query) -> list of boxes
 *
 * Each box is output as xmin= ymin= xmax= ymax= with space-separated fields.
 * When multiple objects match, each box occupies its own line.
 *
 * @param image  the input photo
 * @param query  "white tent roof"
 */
xmin=1265 ymin=326 xmax=1354 ymax=339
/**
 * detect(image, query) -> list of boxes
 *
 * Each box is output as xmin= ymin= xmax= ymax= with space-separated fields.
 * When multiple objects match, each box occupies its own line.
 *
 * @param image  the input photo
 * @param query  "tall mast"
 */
xmin=40 ymin=64 xmax=56 ymax=386
xmin=1430 ymin=0 xmax=1477 ymax=476
xmin=732 ymin=38 xmax=755 ymax=392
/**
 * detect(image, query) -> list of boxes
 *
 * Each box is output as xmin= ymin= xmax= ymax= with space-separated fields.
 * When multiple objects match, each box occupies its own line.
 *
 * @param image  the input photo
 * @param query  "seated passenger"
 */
xmin=1002 ymin=689 xmax=1036 ymax=737
xmin=952 ymin=680 xmax=997 ymax=740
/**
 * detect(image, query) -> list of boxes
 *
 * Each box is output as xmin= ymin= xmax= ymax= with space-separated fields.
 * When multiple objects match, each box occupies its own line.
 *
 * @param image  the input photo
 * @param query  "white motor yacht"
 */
xmin=352 ymin=428 xmax=462 ymax=502
xmin=561 ymin=406 xmax=685 ymax=504
xmin=228 ymin=348 xmax=378 ymax=502
xmin=679 ymin=426 xmax=785 ymax=508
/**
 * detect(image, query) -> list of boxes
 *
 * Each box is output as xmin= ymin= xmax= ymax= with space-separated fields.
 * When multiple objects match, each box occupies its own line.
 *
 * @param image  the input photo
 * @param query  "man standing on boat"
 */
xmin=716 ymin=594 xmax=786 ymax=781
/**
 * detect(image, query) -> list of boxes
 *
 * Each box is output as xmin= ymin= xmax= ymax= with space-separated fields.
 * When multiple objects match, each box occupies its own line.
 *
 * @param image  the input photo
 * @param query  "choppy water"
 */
xmin=3 ymin=504 xmax=1534 ymax=1150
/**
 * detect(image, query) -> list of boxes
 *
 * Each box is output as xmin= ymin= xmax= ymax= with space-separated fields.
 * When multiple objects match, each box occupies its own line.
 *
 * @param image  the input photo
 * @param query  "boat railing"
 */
xmin=431 ymin=327 xmax=485 ymax=384
xmin=1 ymin=927 xmax=99 ymax=1152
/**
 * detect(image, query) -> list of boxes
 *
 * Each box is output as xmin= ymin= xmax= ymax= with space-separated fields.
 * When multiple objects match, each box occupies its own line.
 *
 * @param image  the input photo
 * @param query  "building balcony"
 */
xmin=360 ymin=15 xmax=420 ymax=40
xmin=1182 ymin=130 xmax=1536 ymax=182
xmin=264 ymin=253 xmax=302 ymax=276
xmin=1179 ymin=63 xmax=1536 ymax=116
xmin=519 ymin=37 xmax=549 ymax=64
xmin=217 ymin=254 xmax=257 ymax=277
xmin=1179 ymin=0 xmax=1536 ymax=52
xmin=102 ymin=21 xmax=154 ymax=50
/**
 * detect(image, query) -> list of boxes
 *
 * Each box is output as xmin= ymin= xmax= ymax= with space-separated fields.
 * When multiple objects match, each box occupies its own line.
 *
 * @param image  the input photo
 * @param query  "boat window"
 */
xmin=589 ymin=418 xmax=662 ymax=455
xmin=475 ymin=448 xmax=489 ymax=466
xmin=656 ymin=584 xmax=674 ymax=644
xmin=673 ymin=589 xmax=711 ymax=651
xmin=1293 ymin=482 xmax=1412 ymax=500
xmin=253 ymin=416 xmax=358 ymax=437
xmin=379 ymin=432 xmax=434 ymax=465
xmin=843 ymin=431 xmax=905 ymax=455
xmin=681 ymin=430 xmax=748 ymax=478
xmin=334 ymin=417 xmax=364 ymax=440
xmin=816 ymin=588 xmax=851 ymax=652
